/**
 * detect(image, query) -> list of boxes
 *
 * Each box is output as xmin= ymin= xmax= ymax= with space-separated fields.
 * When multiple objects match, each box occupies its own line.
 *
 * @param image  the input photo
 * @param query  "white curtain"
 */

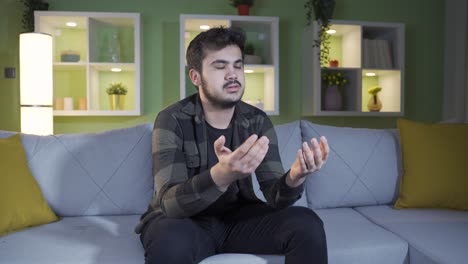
xmin=443 ymin=0 xmax=468 ymax=123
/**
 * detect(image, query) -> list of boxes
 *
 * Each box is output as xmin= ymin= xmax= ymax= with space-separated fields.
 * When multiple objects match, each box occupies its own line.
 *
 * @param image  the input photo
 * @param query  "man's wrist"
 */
xmin=285 ymin=172 xmax=305 ymax=188
xmin=210 ymin=163 xmax=231 ymax=192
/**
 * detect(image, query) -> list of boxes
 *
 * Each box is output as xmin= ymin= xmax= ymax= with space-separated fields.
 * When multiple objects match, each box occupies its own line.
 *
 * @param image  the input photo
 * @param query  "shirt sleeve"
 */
xmin=254 ymin=114 xmax=304 ymax=208
xmin=149 ymin=111 xmax=224 ymax=218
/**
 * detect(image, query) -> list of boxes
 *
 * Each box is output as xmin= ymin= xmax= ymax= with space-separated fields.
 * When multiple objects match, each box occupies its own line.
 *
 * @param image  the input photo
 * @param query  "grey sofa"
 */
xmin=1 ymin=120 xmax=467 ymax=264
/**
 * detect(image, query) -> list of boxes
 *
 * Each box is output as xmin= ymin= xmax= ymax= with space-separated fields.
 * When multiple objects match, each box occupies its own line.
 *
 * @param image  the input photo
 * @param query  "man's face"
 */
xmin=194 ymin=45 xmax=245 ymax=109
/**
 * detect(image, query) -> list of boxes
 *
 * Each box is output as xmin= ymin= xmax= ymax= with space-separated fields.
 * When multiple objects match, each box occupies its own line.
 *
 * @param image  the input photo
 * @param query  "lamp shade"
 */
xmin=20 ymin=107 xmax=53 ymax=136
xmin=19 ymin=32 xmax=53 ymax=135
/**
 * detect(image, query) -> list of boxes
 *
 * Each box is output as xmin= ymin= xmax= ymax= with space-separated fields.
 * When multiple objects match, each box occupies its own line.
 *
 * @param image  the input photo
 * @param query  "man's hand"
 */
xmin=210 ymin=134 xmax=269 ymax=191
xmin=286 ymin=136 xmax=330 ymax=188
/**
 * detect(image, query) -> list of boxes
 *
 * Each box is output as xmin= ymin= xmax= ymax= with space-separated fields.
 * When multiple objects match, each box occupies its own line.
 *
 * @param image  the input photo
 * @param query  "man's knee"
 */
xmin=286 ymin=206 xmax=324 ymax=227
xmin=142 ymin=218 xmax=207 ymax=264
xmin=283 ymin=207 xmax=327 ymax=243
xmin=281 ymin=207 xmax=328 ymax=263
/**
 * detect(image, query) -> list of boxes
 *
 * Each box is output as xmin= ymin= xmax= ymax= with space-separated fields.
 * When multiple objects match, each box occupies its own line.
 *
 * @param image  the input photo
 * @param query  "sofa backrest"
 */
xmin=1 ymin=119 xmax=403 ymax=216
xmin=252 ymin=121 xmax=308 ymax=207
xmin=0 ymin=124 xmax=154 ymax=217
xmin=300 ymin=120 xmax=403 ymax=209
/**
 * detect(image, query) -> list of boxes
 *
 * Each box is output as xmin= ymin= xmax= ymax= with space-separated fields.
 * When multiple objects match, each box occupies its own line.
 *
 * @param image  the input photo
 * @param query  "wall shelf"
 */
xmin=35 ymin=11 xmax=141 ymax=116
xmin=302 ymin=20 xmax=405 ymax=116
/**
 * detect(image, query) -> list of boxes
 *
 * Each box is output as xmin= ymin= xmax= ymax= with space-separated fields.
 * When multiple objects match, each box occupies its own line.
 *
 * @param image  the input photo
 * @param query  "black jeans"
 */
xmin=140 ymin=203 xmax=328 ymax=264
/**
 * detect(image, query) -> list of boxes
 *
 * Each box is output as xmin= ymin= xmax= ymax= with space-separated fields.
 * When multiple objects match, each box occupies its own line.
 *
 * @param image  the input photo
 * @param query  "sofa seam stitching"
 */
xmin=336 ymin=132 xmax=383 ymax=206
xmin=351 ymin=206 xmax=449 ymax=264
xmin=97 ymin=128 xmax=150 ymax=213
xmin=354 ymin=132 xmax=382 ymax=205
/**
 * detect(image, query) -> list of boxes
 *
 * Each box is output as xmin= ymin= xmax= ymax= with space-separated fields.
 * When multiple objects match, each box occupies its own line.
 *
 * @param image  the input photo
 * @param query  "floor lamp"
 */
xmin=19 ymin=32 xmax=53 ymax=135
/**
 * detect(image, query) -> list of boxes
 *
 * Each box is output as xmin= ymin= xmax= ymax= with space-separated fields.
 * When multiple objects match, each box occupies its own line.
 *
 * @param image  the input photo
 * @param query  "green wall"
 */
xmin=0 ymin=0 xmax=445 ymax=133
xmin=0 ymin=0 xmax=23 ymax=132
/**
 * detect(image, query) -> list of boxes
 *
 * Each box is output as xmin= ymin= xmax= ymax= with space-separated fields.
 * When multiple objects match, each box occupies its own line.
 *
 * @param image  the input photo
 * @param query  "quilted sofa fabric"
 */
xmin=0 ymin=124 xmax=153 ymax=216
xmin=356 ymin=205 xmax=468 ymax=264
xmin=300 ymin=121 xmax=403 ymax=209
xmin=315 ymin=208 xmax=407 ymax=264
xmin=0 ymin=215 xmax=144 ymax=264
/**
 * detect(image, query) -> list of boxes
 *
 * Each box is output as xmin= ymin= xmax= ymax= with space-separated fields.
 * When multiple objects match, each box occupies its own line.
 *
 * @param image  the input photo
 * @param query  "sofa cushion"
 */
xmin=0 ymin=215 xmax=144 ymax=264
xmin=395 ymin=118 xmax=468 ymax=210
xmin=0 ymin=134 xmax=59 ymax=236
xmin=0 ymin=124 xmax=154 ymax=217
xmin=252 ymin=121 xmax=307 ymax=207
xmin=355 ymin=205 xmax=468 ymax=264
xmin=315 ymin=208 xmax=408 ymax=264
xmin=200 ymin=207 xmax=409 ymax=264
xmin=300 ymin=120 xmax=402 ymax=209
xmin=200 ymin=254 xmax=283 ymax=264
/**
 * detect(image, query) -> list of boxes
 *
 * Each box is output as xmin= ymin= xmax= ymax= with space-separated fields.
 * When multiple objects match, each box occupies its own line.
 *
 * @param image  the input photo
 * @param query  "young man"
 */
xmin=135 ymin=27 xmax=329 ymax=264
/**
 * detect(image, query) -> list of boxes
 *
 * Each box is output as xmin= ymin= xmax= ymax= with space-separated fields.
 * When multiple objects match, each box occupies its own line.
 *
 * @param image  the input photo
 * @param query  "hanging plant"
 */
xmin=20 ymin=0 xmax=49 ymax=32
xmin=305 ymin=0 xmax=336 ymax=65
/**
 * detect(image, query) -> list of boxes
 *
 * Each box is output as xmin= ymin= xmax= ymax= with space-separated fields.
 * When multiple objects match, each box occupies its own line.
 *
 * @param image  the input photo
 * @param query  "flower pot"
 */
xmin=109 ymin=94 xmax=125 ymax=110
xmin=367 ymin=95 xmax=382 ymax=112
xmin=237 ymin=4 xmax=250 ymax=15
xmin=329 ymin=59 xmax=339 ymax=67
xmin=323 ymin=85 xmax=343 ymax=111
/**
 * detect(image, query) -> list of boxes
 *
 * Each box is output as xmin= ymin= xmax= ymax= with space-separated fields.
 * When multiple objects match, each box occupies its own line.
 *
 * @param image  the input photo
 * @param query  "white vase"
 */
xmin=64 ymin=97 xmax=74 ymax=110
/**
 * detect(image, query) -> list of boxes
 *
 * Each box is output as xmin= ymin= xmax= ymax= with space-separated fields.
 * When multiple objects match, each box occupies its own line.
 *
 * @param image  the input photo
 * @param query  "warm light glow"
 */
xmin=200 ymin=25 xmax=210 ymax=30
xmin=326 ymin=29 xmax=336 ymax=34
xmin=244 ymin=69 xmax=254 ymax=73
xmin=20 ymin=33 xmax=53 ymax=135
xmin=365 ymin=72 xmax=377 ymax=77
xmin=66 ymin=22 xmax=77 ymax=27
xmin=20 ymin=107 xmax=53 ymax=135
xmin=20 ymin=33 xmax=53 ymax=105
xmin=111 ymin=68 xmax=122 ymax=72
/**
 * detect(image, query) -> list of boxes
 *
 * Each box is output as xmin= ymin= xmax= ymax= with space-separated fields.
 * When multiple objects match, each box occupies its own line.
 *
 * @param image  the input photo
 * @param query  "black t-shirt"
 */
xmin=200 ymin=121 xmax=240 ymax=215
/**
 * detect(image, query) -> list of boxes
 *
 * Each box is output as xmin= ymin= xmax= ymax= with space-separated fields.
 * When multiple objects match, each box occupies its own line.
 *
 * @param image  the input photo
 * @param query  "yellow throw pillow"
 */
xmin=0 ymin=134 xmax=59 ymax=236
xmin=395 ymin=118 xmax=468 ymax=210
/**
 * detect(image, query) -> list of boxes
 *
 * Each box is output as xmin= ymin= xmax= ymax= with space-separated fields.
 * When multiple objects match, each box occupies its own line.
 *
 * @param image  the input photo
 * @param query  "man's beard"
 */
xmin=200 ymin=76 xmax=243 ymax=109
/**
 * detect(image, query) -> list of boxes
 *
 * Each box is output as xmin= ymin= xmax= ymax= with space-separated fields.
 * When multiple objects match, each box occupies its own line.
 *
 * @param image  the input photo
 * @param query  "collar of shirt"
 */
xmin=180 ymin=93 xmax=251 ymax=129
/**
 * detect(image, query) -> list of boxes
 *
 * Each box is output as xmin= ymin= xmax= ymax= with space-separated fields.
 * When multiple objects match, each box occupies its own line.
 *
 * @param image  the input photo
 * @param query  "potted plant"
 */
xmin=305 ymin=0 xmax=336 ymax=65
xmin=367 ymin=85 xmax=383 ymax=112
xmin=321 ymin=70 xmax=348 ymax=111
xmin=229 ymin=0 xmax=255 ymax=16
xmin=106 ymin=82 xmax=127 ymax=110
xmin=244 ymin=42 xmax=262 ymax=64
xmin=20 ymin=0 xmax=49 ymax=32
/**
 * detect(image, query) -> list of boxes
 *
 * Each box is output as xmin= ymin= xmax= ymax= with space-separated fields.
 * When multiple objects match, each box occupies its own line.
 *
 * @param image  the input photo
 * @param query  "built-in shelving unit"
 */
xmin=302 ymin=20 xmax=405 ymax=116
xmin=35 ymin=11 xmax=141 ymax=116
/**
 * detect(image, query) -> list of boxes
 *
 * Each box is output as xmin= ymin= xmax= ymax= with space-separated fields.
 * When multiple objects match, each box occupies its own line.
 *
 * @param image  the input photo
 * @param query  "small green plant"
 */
xmin=322 ymin=71 xmax=348 ymax=88
xmin=244 ymin=43 xmax=255 ymax=55
xmin=106 ymin=82 xmax=128 ymax=95
xmin=229 ymin=0 xmax=254 ymax=7
xmin=20 ymin=0 xmax=49 ymax=32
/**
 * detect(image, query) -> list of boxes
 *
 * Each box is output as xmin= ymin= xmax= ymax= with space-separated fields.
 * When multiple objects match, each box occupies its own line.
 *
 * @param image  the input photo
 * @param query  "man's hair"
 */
xmin=186 ymin=27 xmax=246 ymax=74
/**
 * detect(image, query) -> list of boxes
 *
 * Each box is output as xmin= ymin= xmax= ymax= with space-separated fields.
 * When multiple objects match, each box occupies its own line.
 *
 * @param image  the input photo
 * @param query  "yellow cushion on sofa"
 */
xmin=0 ymin=134 xmax=58 ymax=236
xmin=395 ymin=118 xmax=468 ymax=210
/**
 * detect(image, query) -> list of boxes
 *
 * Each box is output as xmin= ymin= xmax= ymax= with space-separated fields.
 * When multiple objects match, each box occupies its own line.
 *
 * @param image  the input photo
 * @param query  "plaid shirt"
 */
xmin=135 ymin=93 xmax=303 ymax=233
